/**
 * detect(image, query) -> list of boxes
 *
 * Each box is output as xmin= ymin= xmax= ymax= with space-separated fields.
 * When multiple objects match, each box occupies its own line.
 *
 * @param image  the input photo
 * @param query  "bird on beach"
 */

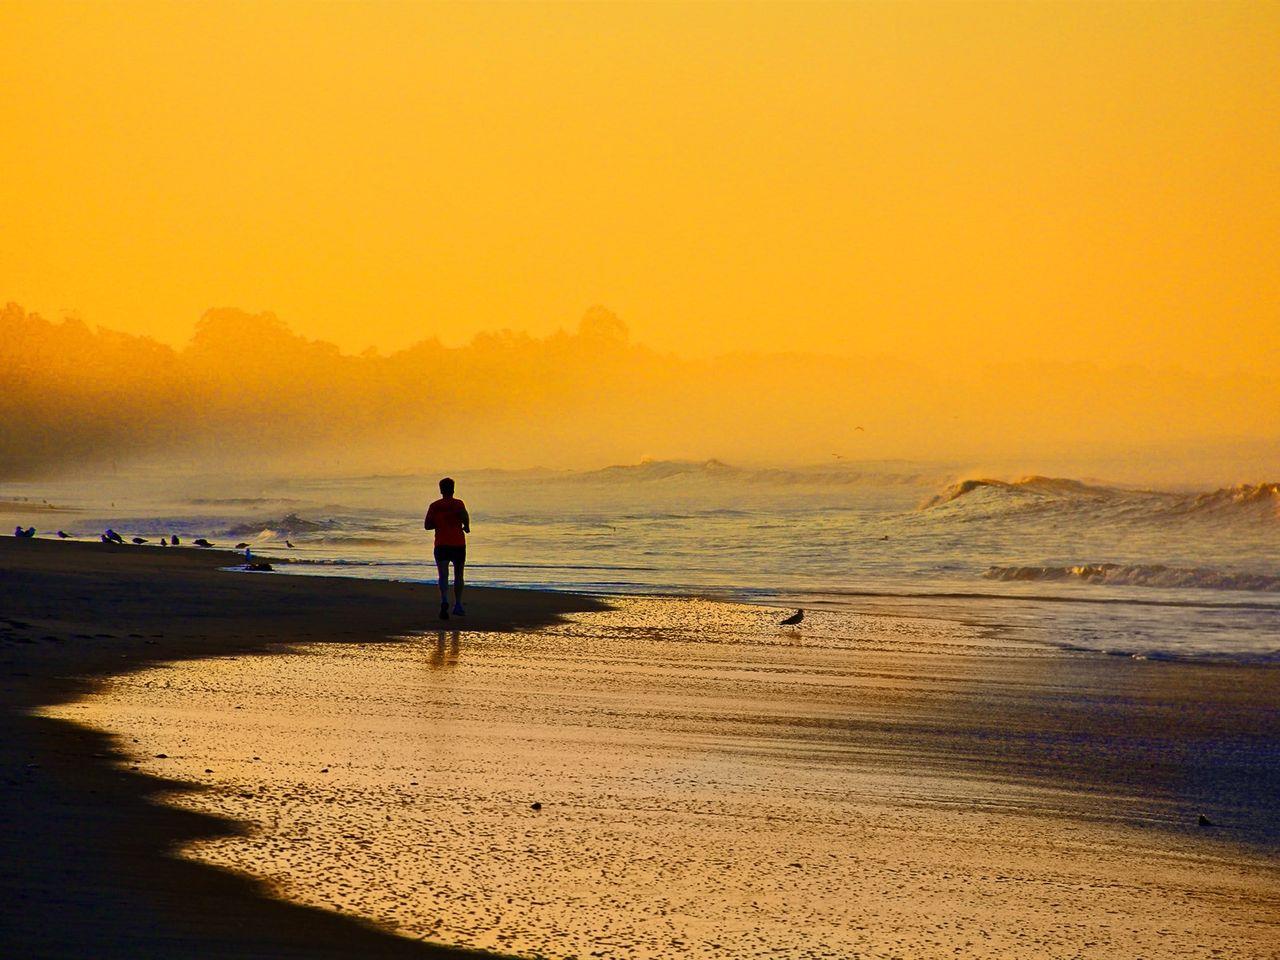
xmin=57 ymin=530 xmax=70 ymax=539
xmin=779 ymin=608 xmax=804 ymax=626
xmin=104 ymin=529 xmax=125 ymax=545
xmin=171 ymin=534 xmax=181 ymax=545
xmin=14 ymin=526 xmax=35 ymax=538
xmin=285 ymin=540 xmax=294 ymax=548
xmin=234 ymin=542 xmax=250 ymax=550
xmin=193 ymin=538 xmax=213 ymax=548
xmin=160 ymin=537 xmax=168 ymax=546
xmin=132 ymin=537 xmax=148 ymax=545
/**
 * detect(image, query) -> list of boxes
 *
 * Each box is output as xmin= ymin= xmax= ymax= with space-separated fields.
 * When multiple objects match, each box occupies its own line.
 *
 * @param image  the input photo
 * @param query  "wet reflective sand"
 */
xmin=48 ymin=598 xmax=1280 ymax=959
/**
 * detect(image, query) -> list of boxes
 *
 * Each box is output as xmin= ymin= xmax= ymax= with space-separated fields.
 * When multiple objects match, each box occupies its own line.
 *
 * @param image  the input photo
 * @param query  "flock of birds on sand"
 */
xmin=97 ymin=528 xmax=213 ymax=547
xmin=14 ymin=526 xmax=293 ymax=552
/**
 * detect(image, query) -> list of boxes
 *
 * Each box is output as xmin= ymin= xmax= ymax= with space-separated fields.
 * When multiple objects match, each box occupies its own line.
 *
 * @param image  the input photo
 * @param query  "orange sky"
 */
xmin=2 ymin=1 xmax=1277 ymax=371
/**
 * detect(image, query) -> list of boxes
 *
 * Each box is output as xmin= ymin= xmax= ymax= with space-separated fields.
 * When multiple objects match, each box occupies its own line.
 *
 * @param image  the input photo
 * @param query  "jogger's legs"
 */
xmin=435 ymin=549 xmax=465 ymax=617
xmin=436 ymin=559 xmax=450 ymax=602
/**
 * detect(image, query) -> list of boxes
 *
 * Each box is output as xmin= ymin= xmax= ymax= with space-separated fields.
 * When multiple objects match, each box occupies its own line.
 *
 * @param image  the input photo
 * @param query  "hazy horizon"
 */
xmin=3 ymin=300 xmax=1276 ymax=487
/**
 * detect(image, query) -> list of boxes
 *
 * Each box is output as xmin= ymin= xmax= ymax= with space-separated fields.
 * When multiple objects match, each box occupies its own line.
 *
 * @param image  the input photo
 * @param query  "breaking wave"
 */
xmin=1170 ymin=482 xmax=1280 ymax=519
xmin=224 ymin=513 xmax=344 ymax=537
xmin=985 ymin=563 xmax=1280 ymax=592
xmin=922 ymin=476 xmax=1128 ymax=509
xmin=923 ymin=476 xmax=1279 ymax=523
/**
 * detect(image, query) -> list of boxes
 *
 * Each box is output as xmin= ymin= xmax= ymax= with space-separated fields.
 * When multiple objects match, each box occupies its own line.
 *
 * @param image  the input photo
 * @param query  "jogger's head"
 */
xmin=439 ymin=476 xmax=455 ymax=496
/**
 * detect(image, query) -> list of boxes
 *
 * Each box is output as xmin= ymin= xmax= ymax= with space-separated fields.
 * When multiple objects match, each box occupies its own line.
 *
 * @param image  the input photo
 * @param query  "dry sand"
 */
xmin=3 ymin=538 xmax=1278 ymax=958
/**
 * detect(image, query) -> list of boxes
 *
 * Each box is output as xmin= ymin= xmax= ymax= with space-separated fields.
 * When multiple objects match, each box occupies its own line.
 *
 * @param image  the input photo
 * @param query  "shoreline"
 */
xmin=3 ymin=537 xmax=1278 ymax=957
xmin=0 ymin=537 xmax=602 ymax=958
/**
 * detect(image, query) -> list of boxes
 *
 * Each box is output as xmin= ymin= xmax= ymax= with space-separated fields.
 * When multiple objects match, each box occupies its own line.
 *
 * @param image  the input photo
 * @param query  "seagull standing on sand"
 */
xmin=57 ymin=530 xmax=70 ymax=539
xmin=780 ymin=608 xmax=804 ymax=626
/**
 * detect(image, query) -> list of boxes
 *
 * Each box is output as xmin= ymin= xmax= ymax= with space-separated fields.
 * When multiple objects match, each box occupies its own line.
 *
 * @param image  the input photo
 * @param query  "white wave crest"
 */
xmin=984 ymin=563 xmax=1280 ymax=592
xmin=923 ymin=476 xmax=1279 ymax=524
xmin=224 ymin=512 xmax=341 ymax=537
xmin=1170 ymin=482 xmax=1280 ymax=519
xmin=921 ymin=476 xmax=1124 ymax=509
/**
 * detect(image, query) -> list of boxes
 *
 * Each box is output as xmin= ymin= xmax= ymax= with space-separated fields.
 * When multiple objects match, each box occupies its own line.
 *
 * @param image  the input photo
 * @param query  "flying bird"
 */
xmin=854 ymin=426 xmax=865 ymax=432
xmin=779 ymin=609 xmax=804 ymax=626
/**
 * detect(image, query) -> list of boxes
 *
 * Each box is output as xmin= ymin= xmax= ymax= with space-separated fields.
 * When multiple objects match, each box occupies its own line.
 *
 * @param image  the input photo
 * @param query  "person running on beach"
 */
xmin=424 ymin=477 xmax=470 ymax=620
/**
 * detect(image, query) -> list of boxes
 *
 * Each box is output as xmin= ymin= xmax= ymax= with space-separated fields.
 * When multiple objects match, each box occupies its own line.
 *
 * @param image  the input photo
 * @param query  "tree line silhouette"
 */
xmin=2 ymin=301 xmax=1276 ymax=480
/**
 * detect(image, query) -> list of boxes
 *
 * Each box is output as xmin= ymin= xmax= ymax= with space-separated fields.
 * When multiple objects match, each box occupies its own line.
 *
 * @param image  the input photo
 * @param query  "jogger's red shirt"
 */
xmin=425 ymin=497 xmax=467 ymax=547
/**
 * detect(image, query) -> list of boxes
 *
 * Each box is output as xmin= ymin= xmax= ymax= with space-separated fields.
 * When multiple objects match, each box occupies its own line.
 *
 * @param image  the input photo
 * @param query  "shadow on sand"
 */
xmin=0 ymin=538 xmax=602 ymax=958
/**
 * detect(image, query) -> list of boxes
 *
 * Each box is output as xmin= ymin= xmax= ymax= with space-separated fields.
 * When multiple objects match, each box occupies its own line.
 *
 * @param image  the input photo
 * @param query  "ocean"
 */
xmin=5 ymin=460 xmax=1279 ymax=661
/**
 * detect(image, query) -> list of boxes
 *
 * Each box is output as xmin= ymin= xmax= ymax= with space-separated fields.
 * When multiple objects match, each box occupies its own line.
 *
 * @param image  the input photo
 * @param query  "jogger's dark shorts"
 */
xmin=434 ymin=545 xmax=466 ymax=565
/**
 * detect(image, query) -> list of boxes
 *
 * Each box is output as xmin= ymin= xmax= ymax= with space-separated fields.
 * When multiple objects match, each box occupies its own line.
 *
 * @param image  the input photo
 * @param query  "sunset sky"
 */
xmin=2 ymin=1 xmax=1277 ymax=373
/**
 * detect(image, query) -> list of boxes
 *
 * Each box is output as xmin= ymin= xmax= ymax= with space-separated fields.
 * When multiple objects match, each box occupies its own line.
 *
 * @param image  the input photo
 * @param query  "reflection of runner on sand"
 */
xmin=428 ymin=631 xmax=462 ymax=670
xmin=424 ymin=476 xmax=470 ymax=621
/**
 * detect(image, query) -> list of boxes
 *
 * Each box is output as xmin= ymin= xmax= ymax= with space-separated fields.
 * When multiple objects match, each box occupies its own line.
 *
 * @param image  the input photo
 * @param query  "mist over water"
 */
xmin=6 ymin=460 xmax=1278 ymax=662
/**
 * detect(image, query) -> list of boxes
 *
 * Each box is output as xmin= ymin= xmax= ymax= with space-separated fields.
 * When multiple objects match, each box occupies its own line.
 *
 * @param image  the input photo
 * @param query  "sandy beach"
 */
xmin=3 ymin=538 xmax=1279 ymax=958
xmin=0 ymin=538 xmax=599 ymax=958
